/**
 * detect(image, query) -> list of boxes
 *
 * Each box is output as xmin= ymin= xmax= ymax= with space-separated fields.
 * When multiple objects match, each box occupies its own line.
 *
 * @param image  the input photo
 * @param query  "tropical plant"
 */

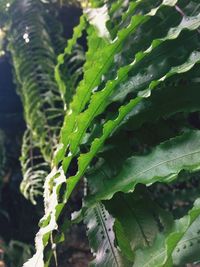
xmin=2 ymin=0 xmax=200 ymax=266
xmin=8 ymin=0 xmax=64 ymax=163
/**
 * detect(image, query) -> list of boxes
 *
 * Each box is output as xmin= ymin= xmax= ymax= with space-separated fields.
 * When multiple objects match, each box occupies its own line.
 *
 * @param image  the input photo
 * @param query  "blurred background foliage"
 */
xmin=0 ymin=0 xmax=83 ymax=266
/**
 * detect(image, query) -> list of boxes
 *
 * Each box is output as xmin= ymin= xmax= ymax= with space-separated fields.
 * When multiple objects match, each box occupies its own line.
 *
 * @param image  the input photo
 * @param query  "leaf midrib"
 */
xmin=97 ymin=204 xmax=120 ymax=267
xmin=121 ymin=195 xmax=150 ymax=247
xmin=134 ymin=149 xmax=200 ymax=179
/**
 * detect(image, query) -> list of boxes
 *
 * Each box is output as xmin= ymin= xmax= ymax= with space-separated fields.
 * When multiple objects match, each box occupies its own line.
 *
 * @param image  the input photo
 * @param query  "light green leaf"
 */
xmin=54 ymin=0 xmax=179 ymax=167
xmin=55 ymin=14 xmax=86 ymax=102
xmin=61 ymin=13 xmax=200 ymax=174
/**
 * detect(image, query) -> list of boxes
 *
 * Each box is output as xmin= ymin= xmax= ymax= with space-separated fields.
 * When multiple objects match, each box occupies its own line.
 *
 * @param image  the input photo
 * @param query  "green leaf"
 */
xmin=20 ymin=129 xmax=50 ymax=205
xmin=114 ymin=219 xmax=134 ymax=262
xmin=84 ymin=202 xmax=131 ymax=267
xmin=87 ymin=130 xmax=200 ymax=202
xmin=55 ymin=14 xmax=86 ymax=102
xmin=133 ymin=198 xmax=200 ymax=267
xmin=59 ymin=14 xmax=200 ymax=177
xmin=105 ymin=187 xmax=173 ymax=253
xmin=54 ymin=0 xmax=145 ymax=164
xmin=121 ymin=82 xmax=200 ymax=131
xmin=63 ymin=49 xmax=200 ymax=221
xmin=172 ymin=215 xmax=200 ymax=266
xmin=68 ymin=27 xmax=200 ymax=155
xmin=148 ymin=171 xmax=200 ymax=218
xmin=54 ymin=0 xmax=179 ymax=166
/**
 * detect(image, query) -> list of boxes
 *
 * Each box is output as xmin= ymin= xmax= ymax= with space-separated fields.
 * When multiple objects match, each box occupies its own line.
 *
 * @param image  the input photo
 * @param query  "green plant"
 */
xmin=8 ymin=0 xmax=65 ymax=163
xmin=3 ymin=240 xmax=34 ymax=267
xmin=5 ymin=0 xmax=200 ymax=266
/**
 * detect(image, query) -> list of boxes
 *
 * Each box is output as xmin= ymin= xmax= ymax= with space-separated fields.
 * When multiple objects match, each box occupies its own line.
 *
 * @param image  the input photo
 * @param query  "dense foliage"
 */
xmin=1 ymin=0 xmax=200 ymax=266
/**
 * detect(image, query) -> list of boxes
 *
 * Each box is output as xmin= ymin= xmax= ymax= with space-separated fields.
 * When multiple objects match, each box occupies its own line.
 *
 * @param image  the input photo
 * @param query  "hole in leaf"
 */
xmin=57 ymin=182 xmax=67 ymax=203
xmin=67 ymin=157 xmax=78 ymax=176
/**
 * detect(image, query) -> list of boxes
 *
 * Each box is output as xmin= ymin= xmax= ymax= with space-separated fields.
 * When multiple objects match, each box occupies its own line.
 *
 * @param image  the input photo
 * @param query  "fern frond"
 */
xmin=55 ymin=14 xmax=86 ymax=105
xmin=20 ymin=129 xmax=50 ymax=205
xmin=8 ymin=0 xmax=64 ymax=162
